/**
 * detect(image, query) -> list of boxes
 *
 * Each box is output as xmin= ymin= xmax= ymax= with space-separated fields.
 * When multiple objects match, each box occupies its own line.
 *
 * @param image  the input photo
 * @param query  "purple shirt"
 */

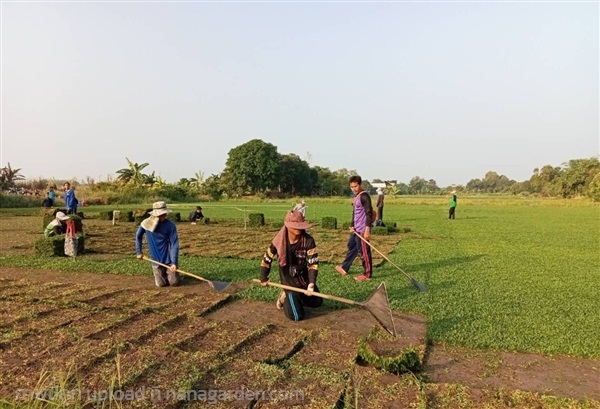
xmin=352 ymin=191 xmax=373 ymax=234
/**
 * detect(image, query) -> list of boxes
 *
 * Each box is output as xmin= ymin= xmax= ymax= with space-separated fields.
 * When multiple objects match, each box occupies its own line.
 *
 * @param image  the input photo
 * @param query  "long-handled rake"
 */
xmin=252 ymin=279 xmax=396 ymax=336
xmin=142 ymin=256 xmax=232 ymax=292
xmin=354 ymin=232 xmax=427 ymax=292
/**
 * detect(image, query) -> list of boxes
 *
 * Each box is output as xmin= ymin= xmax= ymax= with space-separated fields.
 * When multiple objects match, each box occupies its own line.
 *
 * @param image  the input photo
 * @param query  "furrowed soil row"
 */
xmin=185 ymin=328 xmax=312 ymax=408
xmin=0 ymin=313 xmax=186 ymax=395
xmin=197 ymin=328 xmax=359 ymax=408
xmin=76 ymin=289 xmax=139 ymax=308
xmin=0 ymin=280 xmax=32 ymax=296
xmin=80 ymin=317 xmax=218 ymax=392
xmin=0 ymin=281 xmax=72 ymax=299
xmin=0 ymin=309 xmax=139 ymax=367
xmin=0 ymin=300 xmax=57 ymax=327
xmin=124 ymin=320 xmax=274 ymax=406
xmin=0 ymin=307 xmax=92 ymax=347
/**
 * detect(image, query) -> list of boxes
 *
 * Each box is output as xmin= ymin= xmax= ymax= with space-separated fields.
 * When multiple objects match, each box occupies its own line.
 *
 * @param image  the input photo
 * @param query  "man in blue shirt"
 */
xmin=136 ymin=201 xmax=181 ymax=287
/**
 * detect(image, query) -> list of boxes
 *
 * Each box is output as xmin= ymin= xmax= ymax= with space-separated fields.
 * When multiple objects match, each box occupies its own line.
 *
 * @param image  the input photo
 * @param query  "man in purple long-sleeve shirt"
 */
xmin=136 ymin=201 xmax=181 ymax=287
xmin=336 ymin=175 xmax=374 ymax=282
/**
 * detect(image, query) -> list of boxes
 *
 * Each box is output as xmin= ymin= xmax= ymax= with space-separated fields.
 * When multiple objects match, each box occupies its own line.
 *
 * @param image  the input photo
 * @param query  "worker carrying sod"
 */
xmin=259 ymin=210 xmax=322 ymax=321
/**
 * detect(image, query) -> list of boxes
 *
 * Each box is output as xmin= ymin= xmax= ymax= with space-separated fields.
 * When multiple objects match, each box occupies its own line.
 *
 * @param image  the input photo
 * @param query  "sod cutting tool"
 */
xmin=354 ymin=232 xmax=427 ymax=292
xmin=141 ymin=256 xmax=231 ymax=292
xmin=252 ymin=279 xmax=396 ymax=336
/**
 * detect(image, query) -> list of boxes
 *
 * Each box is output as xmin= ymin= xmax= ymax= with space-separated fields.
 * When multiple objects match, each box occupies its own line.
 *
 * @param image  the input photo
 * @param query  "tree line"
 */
xmin=2 ymin=139 xmax=599 ymax=202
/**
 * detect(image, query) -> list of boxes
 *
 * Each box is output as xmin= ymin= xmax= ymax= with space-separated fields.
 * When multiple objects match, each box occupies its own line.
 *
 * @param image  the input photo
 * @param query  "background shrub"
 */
xmin=0 ymin=193 xmax=41 ymax=208
xmin=248 ymin=213 xmax=265 ymax=227
xmin=167 ymin=212 xmax=181 ymax=222
xmin=372 ymin=226 xmax=389 ymax=235
xmin=117 ymin=211 xmax=134 ymax=222
xmin=134 ymin=208 xmax=152 ymax=225
xmin=321 ymin=217 xmax=337 ymax=229
xmin=98 ymin=211 xmax=113 ymax=221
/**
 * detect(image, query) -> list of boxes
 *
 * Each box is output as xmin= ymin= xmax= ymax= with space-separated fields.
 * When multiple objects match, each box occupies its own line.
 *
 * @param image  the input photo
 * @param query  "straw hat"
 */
xmin=149 ymin=201 xmax=173 ymax=217
xmin=55 ymin=211 xmax=69 ymax=221
xmin=284 ymin=211 xmax=312 ymax=230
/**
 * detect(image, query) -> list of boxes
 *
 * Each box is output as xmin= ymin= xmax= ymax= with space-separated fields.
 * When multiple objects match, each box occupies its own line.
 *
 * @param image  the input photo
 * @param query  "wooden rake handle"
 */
xmin=251 ymin=279 xmax=358 ymax=306
xmin=141 ymin=256 xmax=211 ymax=284
xmin=353 ymin=232 xmax=407 ymax=274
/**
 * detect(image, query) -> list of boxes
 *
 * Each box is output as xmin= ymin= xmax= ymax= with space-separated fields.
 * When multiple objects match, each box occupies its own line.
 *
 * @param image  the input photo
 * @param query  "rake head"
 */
xmin=209 ymin=280 xmax=232 ymax=292
xmin=359 ymin=283 xmax=397 ymax=336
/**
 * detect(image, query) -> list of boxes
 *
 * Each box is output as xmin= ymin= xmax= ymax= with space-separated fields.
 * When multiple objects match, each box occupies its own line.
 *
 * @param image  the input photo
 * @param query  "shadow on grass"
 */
xmin=407 ymin=254 xmax=486 ymax=277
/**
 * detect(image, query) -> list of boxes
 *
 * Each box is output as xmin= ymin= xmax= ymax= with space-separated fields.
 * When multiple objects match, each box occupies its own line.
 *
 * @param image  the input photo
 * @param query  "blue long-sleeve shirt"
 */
xmin=64 ymin=189 xmax=77 ymax=211
xmin=135 ymin=220 xmax=179 ymax=266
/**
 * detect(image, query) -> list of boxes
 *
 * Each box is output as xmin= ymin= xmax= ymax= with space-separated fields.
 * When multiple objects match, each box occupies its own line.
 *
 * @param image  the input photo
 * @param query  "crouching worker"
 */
xmin=260 ymin=211 xmax=322 ymax=321
xmin=135 ymin=201 xmax=181 ymax=287
xmin=44 ymin=211 xmax=70 ymax=237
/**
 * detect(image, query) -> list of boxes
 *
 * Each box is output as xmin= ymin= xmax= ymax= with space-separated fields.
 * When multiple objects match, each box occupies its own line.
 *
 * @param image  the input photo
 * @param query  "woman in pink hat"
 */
xmin=259 ymin=211 xmax=322 ymax=321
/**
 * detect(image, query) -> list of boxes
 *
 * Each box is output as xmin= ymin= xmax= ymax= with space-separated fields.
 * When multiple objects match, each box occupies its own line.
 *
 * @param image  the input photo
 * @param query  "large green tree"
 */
xmin=224 ymin=139 xmax=281 ymax=194
xmin=530 ymin=165 xmax=561 ymax=196
xmin=559 ymin=157 xmax=600 ymax=198
xmin=279 ymin=154 xmax=316 ymax=196
xmin=408 ymin=176 xmax=428 ymax=194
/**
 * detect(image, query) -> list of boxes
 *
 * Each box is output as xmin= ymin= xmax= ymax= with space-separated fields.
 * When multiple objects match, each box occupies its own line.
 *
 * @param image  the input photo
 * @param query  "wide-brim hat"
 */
xmin=284 ymin=210 xmax=312 ymax=230
xmin=55 ymin=211 xmax=69 ymax=221
xmin=150 ymin=201 xmax=173 ymax=217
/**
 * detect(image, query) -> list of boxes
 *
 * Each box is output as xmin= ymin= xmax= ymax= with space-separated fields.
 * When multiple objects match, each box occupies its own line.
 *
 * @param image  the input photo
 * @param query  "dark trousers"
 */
xmin=282 ymin=285 xmax=323 ymax=321
xmin=449 ymin=207 xmax=456 ymax=219
xmin=377 ymin=206 xmax=383 ymax=222
xmin=341 ymin=234 xmax=372 ymax=278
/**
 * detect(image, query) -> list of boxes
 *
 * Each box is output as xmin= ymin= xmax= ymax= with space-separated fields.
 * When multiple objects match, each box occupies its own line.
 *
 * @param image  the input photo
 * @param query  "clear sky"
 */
xmin=2 ymin=1 xmax=598 ymax=187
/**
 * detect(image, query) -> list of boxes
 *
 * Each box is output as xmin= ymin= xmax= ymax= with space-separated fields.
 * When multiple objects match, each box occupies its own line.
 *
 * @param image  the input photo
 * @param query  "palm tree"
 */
xmin=115 ymin=158 xmax=150 ymax=186
xmin=190 ymin=171 xmax=204 ymax=191
xmin=0 ymin=162 xmax=25 ymax=191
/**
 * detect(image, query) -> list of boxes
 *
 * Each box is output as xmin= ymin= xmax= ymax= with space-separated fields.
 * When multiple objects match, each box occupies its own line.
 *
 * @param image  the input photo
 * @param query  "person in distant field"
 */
xmin=260 ymin=211 xmax=322 ymax=321
xmin=47 ymin=186 xmax=56 ymax=206
xmin=136 ymin=201 xmax=181 ymax=287
xmin=44 ymin=211 xmax=70 ymax=237
xmin=375 ymin=188 xmax=385 ymax=226
xmin=336 ymin=175 xmax=374 ymax=282
xmin=63 ymin=182 xmax=78 ymax=215
xmin=449 ymin=192 xmax=457 ymax=219
xmin=293 ymin=200 xmax=306 ymax=217
xmin=42 ymin=194 xmax=53 ymax=208
xmin=189 ymin=206 xmax=205 ymax=225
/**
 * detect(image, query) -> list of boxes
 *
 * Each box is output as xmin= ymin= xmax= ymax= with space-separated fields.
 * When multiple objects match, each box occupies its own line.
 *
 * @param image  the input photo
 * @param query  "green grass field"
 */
xmin=1 ymin=196 xmax=598 ymax=358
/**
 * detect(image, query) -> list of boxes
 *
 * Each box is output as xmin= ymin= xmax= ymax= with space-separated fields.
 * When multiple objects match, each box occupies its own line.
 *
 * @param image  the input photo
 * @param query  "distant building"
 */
xmin=371 ymin=180 xmax=396 ymax=189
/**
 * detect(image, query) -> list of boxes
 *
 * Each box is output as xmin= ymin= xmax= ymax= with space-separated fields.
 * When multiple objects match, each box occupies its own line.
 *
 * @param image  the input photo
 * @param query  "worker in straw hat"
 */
xmin=44 ymin=211 xmax=70 ymax=237
xmin=259 ymin=210 xmax=322 ymax=321
xmin=136 ymin=201 xmax=181 ymax=287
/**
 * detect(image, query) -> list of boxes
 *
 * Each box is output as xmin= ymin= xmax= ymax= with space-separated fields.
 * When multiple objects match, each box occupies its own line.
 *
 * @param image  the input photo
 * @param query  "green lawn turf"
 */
xmin=1 ymin=196 xmax=598 ymax=358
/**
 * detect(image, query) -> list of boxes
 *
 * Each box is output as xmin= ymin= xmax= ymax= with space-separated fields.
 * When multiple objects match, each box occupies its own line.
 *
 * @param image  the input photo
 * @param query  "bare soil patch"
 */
xmin=0 ymin=267 xmax=598 ymax=408
xmin=0 ymin=215 xmax=401 ymax=266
